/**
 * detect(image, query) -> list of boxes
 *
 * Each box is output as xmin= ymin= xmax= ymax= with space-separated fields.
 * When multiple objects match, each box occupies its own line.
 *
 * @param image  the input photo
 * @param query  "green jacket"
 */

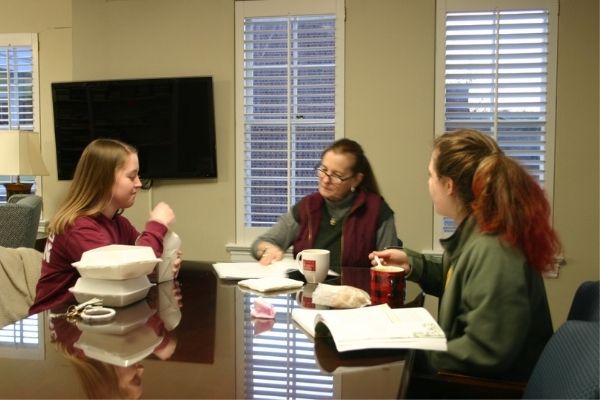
xmin=406 ymin=215 xmax=553 ymax=378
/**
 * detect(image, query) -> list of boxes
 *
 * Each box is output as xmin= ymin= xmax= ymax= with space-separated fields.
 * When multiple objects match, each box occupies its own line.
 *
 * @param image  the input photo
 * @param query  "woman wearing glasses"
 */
xmin=252 ymin=138 xmax=400 ymax=272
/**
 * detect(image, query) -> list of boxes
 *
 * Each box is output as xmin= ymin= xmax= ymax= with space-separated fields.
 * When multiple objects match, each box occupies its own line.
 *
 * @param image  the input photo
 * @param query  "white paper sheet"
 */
xmin=238 ymin=277 xmax=304 ymax=292
xmin=212 ymin=260 xmax=299 ymax=280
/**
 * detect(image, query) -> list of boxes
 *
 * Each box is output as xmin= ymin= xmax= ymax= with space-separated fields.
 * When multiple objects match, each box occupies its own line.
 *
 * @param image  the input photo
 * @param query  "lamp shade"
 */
xmin=0 ymin=130 xmax=49 ymax=176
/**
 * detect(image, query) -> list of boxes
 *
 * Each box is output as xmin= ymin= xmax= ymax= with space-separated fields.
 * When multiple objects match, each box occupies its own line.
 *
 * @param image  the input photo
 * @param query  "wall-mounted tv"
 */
xmin=52 ymin=76 xmax=217 ymax=180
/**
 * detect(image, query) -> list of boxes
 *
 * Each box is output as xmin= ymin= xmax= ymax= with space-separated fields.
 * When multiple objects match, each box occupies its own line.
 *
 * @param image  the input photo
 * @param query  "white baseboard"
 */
xmin=225 ymin=243 xmax=255 ymax=262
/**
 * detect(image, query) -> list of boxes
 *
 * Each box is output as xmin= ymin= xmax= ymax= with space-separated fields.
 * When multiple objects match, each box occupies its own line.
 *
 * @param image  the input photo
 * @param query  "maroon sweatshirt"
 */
xmin=29 ymin=214 xmax=167 ymax=315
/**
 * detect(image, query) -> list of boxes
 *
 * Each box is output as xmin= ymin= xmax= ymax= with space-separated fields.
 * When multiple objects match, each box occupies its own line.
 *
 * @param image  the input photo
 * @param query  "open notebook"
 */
xmin=292 ymin=304 xmax=447 ymax=353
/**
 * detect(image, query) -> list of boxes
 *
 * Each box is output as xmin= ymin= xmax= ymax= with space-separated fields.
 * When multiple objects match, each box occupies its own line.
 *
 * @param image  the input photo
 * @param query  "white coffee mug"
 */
xmin=295 ymin=249 xmax=330 ymax=283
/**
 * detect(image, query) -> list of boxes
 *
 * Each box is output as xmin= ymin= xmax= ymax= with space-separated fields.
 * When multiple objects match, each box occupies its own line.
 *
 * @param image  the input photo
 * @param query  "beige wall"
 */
xmin=545 ymin=0 xmax=600 ymax=324
xmin=1 ymin=0 xmax=598 ymax=327
xmin=66 ymin=0 xmax=236 ymax=264
xmin=0 ymin=0 xmax=72 ymax=224
xmin=346 ymin=0 xmax=436 ymax=251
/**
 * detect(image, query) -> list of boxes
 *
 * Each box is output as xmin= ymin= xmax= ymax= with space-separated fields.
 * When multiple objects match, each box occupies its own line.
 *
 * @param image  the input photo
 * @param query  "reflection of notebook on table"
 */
xmin=212 ymin=260 xmax=299 ymax=280
xmin=314 ymin=334 xmax=408 ymax=374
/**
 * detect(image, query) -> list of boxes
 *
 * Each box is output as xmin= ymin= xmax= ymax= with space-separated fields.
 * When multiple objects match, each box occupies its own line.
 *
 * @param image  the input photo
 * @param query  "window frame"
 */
xmin=0 ymin=314 xmax=44 ymax=360
xmin=0 ymin=33 xmax=41 ymax=203
xmin=234 ymin=0 xmax=345 ymax=246
xmin=433 ymin=0 xmax=558 ymax=249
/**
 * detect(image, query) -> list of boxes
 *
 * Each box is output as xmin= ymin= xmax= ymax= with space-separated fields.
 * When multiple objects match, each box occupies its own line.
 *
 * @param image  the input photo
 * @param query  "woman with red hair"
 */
xmin=370 ymin=129 xmax=561 ymax=379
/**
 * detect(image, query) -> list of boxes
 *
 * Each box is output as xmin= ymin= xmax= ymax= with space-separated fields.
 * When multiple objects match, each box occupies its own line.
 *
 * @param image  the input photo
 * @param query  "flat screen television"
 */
xmin=52 ymin=76 xmax=217 ymax=180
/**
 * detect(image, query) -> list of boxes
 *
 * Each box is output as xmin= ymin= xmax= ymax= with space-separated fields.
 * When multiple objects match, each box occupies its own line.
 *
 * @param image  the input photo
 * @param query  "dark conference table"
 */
xmin=0 ymin=261 xmax=417 ymax=399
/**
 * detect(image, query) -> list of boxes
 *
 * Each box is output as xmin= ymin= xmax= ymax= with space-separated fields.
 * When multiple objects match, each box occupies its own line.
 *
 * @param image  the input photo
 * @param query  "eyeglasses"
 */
xmin=315 ymin=166 xmax=354 ymax=184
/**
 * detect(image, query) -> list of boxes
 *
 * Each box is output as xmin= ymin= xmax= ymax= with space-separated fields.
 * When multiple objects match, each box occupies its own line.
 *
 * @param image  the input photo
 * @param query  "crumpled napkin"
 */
xmin=251 ymin=297 xmax=276 ymax=319
xmin=252 ymin=318 xmax=275 ymax=335
xmin=238 ymin=277 xmax=304 ymax=293
xmin=251 ymin=298 xmax=276 ymax=335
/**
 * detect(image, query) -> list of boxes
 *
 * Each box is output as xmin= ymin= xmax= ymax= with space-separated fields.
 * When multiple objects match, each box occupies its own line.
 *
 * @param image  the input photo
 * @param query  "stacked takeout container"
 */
xmin=66 ymin=245 xmax=164 ymax=367
xmin=69 ymin=245 xmax=161 ymax=307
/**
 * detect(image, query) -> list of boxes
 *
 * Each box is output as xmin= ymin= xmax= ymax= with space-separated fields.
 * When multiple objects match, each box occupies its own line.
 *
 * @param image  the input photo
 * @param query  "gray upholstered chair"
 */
xmin=523 ymin=319 xmax=599 ymax=399
xmin=0 ymin=194 xmax=42 ymax=248
xmin=523 ymin=281 xmax=599 ymax=399
xmin=567 ymin=280 xmax=600 ymax=322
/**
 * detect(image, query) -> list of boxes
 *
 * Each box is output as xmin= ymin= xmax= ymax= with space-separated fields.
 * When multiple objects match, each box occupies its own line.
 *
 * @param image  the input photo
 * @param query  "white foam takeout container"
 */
xmin=72 ymin=245 xmax=161 ymax=280
xmin=74 ymin=325 xmax=162 ymax=367
xmin=77 ymin=300 xmax=156 ymax=335
xmin=69 ymin=275 xmax=155 ymax=307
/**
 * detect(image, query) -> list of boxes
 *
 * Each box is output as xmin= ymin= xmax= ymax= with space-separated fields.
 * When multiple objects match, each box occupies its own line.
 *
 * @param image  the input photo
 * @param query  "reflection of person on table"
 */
xmin=49 ymin=296 xmax=181 ymax=398
xmin=50 ymin=316 xmax=145 ymax=399
xmin=30 ymin=139 xmax=182 ymax=315
xmin=370 ymin=129 xmax=560 ymax=379
xmin=252 ymin=138 xmax=400 ymax=272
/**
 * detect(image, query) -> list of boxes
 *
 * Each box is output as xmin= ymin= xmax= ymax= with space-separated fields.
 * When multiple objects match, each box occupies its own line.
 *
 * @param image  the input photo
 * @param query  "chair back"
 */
xmin=406 ymin=280 xmax=600 ymax=399
xmin=0 ymin=194 xmax=42 ymax=248
xmin=523 ymin=320 xmax=599 ymax=399
xmin=567 ymin=280 xmax=599 ymax=322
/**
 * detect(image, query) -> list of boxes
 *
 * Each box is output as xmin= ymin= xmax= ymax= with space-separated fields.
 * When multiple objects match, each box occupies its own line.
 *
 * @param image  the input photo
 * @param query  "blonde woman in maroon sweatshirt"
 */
xmin=30 ymin=138 xmax=180 ymax=314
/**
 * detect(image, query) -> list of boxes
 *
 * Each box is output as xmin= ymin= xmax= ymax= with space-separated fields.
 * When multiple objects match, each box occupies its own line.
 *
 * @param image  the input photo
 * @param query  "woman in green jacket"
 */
xmin=370 ymin=129 xmax=561 ymax=378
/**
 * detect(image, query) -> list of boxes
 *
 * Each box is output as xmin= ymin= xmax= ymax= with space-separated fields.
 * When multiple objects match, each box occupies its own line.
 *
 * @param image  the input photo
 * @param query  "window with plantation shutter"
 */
xmin=0 ymin=314 xmax=44 ymax=360
xmin=0 ymin=33 xmax=40 ymax=202
xmin=241 ymin=292 xmax=333 ymax=399
xmin=434 ymin=0 xmax=557 ymax=248
xmin=235 ymin=0 xmax=344 ymax=245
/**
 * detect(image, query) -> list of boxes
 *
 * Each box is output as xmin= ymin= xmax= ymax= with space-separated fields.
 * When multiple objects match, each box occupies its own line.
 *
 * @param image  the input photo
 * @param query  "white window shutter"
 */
xmin=434 ymin=1 xmax=557 ymax=248
xmin=241 ymin=293 xmax=333 ymax=398
xmin=445 ymin=9 xmax=551 ymax=182
xmin=0 ymin=315 xmax=44 ymax=360
xmin=0 ymin=33 xmax=39 ymax=202
xmin=243 ymin=15 xmax=337 ymax=227
xmin=236 ymin=0 xmax=344 ymax=244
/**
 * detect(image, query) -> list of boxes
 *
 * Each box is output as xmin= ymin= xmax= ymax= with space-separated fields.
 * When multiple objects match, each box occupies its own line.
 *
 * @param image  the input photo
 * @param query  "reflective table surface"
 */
xmin=0 ymin=261 xmax=414 ymax=399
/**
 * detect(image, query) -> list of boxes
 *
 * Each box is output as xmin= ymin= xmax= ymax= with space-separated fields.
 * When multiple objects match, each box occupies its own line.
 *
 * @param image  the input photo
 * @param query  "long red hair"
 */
xmin=434 ymin=129 xmax=561 ymax=272
xmin=471 ymin=154 xmax=561 ymax=272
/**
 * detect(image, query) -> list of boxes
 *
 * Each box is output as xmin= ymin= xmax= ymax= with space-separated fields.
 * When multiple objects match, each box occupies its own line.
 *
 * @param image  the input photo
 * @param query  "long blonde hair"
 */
xmin=51 ymin=318 xmax=135 ymax=399
xmin=60 ymin=349 xmax=128 ymax=399
xmin=50 ymin=138 xmax=137 ymax=234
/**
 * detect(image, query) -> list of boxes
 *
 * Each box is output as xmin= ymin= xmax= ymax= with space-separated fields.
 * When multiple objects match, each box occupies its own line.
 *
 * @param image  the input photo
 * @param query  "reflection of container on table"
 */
xmin=76 ymin=300 xmax=156 ymax=335
xmin=74 ymin=324 xmax=162 ymax=367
